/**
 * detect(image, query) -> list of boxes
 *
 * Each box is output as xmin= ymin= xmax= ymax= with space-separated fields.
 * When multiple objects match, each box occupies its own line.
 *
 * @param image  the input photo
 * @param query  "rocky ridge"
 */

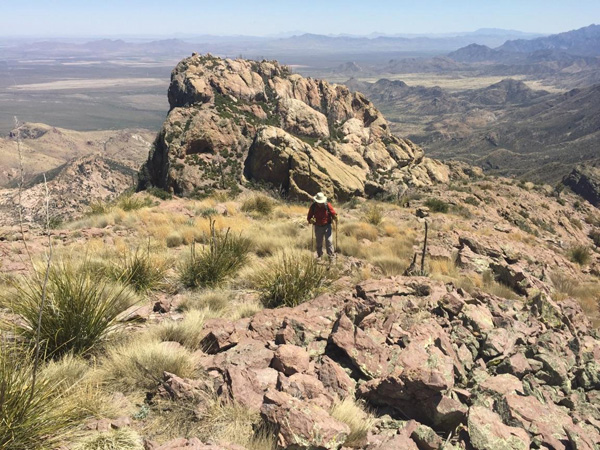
xmin=139 ymin=54 xmax=448 ymax=201
xmin=144 ymin=276 xmax=600 ymax=450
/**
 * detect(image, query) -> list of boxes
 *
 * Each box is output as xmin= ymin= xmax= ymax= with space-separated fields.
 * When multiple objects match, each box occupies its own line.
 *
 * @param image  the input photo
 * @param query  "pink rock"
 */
xmin=260 ymin=390 xmax=350 ymax=449
xmin=468 ymin=406 xmax=530 ymax=450
xmin=278 ymin=372 xmax=334 ymax=409
xmin=271 ymin=344 xmax=310 ymax=375
xmin=317 ymin=356 xmax=356 ymax=398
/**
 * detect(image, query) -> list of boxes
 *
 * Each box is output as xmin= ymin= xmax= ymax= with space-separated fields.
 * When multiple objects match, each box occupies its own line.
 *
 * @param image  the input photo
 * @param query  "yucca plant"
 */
xmin=5 ymin=261 xmax=138 ymax=359
xmin=179 ymin=219 xmax=251 ymax=289
xmin=254 ymin=252 xmax=327 ymax=308
xmin=0 ymin=345 xmax=71 ymax=449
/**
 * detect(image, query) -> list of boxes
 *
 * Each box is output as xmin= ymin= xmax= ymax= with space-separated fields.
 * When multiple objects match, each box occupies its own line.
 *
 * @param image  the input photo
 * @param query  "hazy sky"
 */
xmin=1 ymin=0 xmax=598 ymax=37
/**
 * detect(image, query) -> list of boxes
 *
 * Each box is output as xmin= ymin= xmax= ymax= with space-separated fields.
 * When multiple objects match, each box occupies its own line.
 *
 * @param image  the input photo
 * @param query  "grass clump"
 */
xmin=589 ymin=229 xmax=600 ymax=247
xmin=424 ymin=198 xmax=449 ymax=213
xmin=100 ymin=338 xmax=198 ymax=391
xmin=254 ymin=252 xmax=327 ymax=308
xmin=178 ymin=290 xmax=230 ymax=312
xmin=241 ymin=194 xmax=275 ymax=216
xmin=86 ymin=200 xmax=113 ymax=216
xmin=179 ymin=221 xmax=251 ymax=289
xmin=0 ymin=346 xmax=72 ymax=449
xmin=110 ymin=247 xmax=169 ymax=293
xmin=73 ymin=429 xmax=144 ymax=450
xmin=569 ymin=245 xmax=591 ymax=266
xmin=5 ymin=261 xmax=138 ymax=359
xmin=116 ymin=193 xmax=154 ymax=212
xmin=152 ymin=310 xmax=207 ymax=350
xmin=330 ymin=397 xmax=376 ymax=448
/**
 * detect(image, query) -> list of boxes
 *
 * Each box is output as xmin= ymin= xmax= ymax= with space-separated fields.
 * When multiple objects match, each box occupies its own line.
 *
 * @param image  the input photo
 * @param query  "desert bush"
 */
xmin=179 ymin=221 xmax=251 ymax=288
xmin=0 ymin=346 xmax=72 ymax=449
xmin=330 ymin=397 xmax=376 ymax=448
xmin=146 ymin=187 xmax=172 ymax=200
xmin=100 ymin=337 xmax=198 ymax=391
xmin=590 ymin=229 xmax=600 ymax=247
xmin=110 ymin=247 xmax=169 ymax=293
xmin=569 ymin=245 xmax=591 ymax=265
xmin=254 ymin=252 xmax=327 ymax=308
xmin=242 ymin=194 xmax=275 ymax=216
xmin=584 ymin=213 xmax=600 ymax=227
xmin=86 ymin=200 xmax=113 ymax=216
xmin=424 ymin=198 xmax=449 ymax=213
xmin=463 ymin=196 xmax=480 ymax=206
xmin=73 ymin=428 xmax=144 ymax=450
xmin=363 ymin=204 xmax=384 ymax=225
xmin=116 ymin=193 xmax=154 ymax=212
xmin=570 ymin=217 xmax=583 ymax=230
xmin=5 ymin=261 xmax=138 ymax=359
xmin=166 ymin=232 xmax=184 ymax=248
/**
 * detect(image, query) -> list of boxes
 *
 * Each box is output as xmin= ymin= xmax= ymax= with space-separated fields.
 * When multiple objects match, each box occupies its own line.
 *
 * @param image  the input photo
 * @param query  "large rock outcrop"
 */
xmin=139 ymin=54 xmax=447 ymax=200
xmin=563 ymin=164 xmax=600 ymax=207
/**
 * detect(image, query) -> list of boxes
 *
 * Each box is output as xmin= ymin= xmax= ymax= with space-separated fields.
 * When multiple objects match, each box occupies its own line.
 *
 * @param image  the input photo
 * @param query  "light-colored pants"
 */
xmin=314 ymin=224 xmax=334 ymax=258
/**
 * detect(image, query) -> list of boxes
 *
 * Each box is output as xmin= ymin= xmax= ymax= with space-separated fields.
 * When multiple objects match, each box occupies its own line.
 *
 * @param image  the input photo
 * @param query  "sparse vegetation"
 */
xmin=254 ymin=252 xmax=327 ymax=308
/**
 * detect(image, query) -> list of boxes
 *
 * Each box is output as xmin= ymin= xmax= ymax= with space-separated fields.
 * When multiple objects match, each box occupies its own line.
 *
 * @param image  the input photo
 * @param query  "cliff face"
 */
xmin=139 ymin=54 xmax=448 ymax=200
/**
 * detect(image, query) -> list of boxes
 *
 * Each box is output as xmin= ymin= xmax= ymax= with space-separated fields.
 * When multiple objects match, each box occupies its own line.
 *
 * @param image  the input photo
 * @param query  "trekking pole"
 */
xmin=311 ymin=223 xmax=315 ymax=253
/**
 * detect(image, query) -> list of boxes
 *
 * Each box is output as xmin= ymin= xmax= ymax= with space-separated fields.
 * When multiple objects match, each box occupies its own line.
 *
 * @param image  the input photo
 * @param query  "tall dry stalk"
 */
xmin=12 ymin=116 xmax=54 ymax=406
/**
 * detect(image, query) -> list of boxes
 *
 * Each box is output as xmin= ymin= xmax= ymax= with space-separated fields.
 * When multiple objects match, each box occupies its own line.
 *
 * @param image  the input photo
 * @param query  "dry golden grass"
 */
xmin=341 ymin=221 xmax=379 ymax=241
xmin=551 ymin=272 xmax=600 ymax=317
xmin=99 ymin=336 xmax=199 ymax=392
xmin=151 ymin=310 xmax=207 ymax=350
xmin=72 ymin=428 xmax=144 ymax=450
xmin=330 ymin=397 xmax=376 ymax=448
xmin=372 ymin=255 xmax=407 ymax=276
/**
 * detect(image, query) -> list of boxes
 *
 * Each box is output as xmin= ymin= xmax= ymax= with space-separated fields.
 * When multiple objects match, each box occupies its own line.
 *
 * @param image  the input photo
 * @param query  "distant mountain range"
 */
xmin=347 ymin=76 xmax=600 ymax=182
xmin=0 ymin=28 xmax=550 ymax=63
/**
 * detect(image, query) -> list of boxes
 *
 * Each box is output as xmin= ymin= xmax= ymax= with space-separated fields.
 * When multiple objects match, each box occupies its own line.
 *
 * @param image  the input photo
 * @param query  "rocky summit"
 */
xmin=139 ymin=54 xmax=448 ymax=201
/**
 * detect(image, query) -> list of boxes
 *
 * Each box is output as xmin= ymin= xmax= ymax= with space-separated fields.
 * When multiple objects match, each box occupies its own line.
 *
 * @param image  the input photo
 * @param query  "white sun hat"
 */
xmin=313 ymin=192 xmax=327 ymax=204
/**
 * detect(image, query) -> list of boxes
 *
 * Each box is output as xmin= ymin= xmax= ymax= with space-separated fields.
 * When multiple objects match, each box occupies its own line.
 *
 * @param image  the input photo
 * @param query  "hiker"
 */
xmin=307 ymin=192 xmax=338 ymax=260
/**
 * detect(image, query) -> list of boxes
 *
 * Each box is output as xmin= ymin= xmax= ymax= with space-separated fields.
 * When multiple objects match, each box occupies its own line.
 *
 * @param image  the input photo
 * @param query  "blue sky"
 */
xmin=1 ymin=0 xmax=598 ymax=37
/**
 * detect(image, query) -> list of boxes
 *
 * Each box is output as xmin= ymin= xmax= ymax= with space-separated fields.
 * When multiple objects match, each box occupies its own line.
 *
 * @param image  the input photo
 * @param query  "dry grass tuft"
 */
xmin=99 ymin=337 xmax=198 ymax=391
xmin=341 ymin=221 xmax=379 ymax=241
xmin=73 ymin=428 xmax=144 ymax=450
xmin=152 ymin=310 xmax=207 ymax=350
xmin=330 ymin=397 xmax=376 ymax=448
xmin=551 ymin=272 xmax=600 ymax=317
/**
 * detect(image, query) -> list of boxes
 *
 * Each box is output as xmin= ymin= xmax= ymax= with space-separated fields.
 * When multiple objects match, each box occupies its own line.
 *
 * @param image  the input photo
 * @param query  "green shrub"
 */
xmin=86 ymin=200 xmax=113 ymax=216
xmin=5 ymin=262 xmax=138 ymax=359
xmin=463 ymin=196 xmax=479 ymax=206
xmin=569 ymin=245 xmax=591 ymax=265
xmin=116 ymin=193 xmax=153 ymax=211
xmin=146 ymin=187 xmax=173 ymax=200
xmin=0 ymin=346 xmax=71 ymax=449
xmin=254 ymin=252 xmax=326 ymax=308
xmin=242 ymin=194 xmax=275 ymax=216
xmin=111 ymin=248 xmax=168 ymax=293
xmin=199 ymin=208 xmax=219 ymax=218
xmin=179 ymin=220 xmax=251 ymax=288
xmin=166 ymin=232 xmax=184 ymax=248
xmin=424 ymin=198 xmax=449 ymax=213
